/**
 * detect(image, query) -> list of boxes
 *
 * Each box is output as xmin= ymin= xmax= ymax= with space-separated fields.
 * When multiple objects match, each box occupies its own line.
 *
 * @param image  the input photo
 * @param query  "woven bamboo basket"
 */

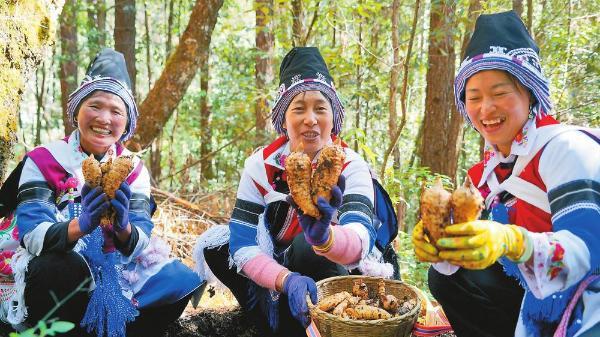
xmin=309 ymin=275 xmax=420 ymax=337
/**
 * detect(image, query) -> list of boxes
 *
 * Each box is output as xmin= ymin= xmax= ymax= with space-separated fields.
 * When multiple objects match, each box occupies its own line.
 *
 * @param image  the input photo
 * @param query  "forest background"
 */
xmin=1 ymin=0 xmax=599 ymax=290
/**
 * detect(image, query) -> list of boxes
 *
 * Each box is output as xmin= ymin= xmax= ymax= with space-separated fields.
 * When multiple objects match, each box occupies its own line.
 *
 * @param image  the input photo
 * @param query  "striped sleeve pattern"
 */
xmin=228 ymin=167 xmax=266 ymax=260
xmin=16 ymin=159 xmax=73 ymax=255
xmin=338 ymin=150 xmax=376 ymax=252
xmin=123 ymin=161 xmax=153 ymax=260
xmin=540 ymin=131 xmax=600 ymax=270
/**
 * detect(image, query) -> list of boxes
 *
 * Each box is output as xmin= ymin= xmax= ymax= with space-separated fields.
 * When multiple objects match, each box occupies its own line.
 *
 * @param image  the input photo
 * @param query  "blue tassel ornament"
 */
xmin=80 ymin=228 xmax=138 ymax=337
xmin=502 ymin=257 xmax=582 ymax=337
xmin=247 ymin=281 xmax=280 ymax=332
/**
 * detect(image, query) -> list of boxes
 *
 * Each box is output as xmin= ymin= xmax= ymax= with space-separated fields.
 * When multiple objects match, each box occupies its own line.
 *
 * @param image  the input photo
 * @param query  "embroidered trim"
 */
xmin=547 ymin=240 xmax=565 ymax=280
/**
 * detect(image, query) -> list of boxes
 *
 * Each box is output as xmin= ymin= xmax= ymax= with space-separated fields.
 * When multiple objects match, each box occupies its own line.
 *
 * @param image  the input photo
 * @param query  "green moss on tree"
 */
xmin=0 ymin=0 xmax=63 ymax=182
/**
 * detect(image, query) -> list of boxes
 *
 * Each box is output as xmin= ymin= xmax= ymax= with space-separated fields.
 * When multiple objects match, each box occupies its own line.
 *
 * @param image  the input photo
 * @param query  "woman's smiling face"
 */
xmin=77 ymin=91 xmax=128 ymax=155
xmin=465 ymin=70 xmax=532 ymax=156
xmin=283 ymin=90 xmax=334 ymax=160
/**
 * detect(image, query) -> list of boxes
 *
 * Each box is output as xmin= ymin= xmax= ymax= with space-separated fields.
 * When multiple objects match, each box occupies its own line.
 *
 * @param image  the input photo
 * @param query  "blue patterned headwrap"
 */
xmin=67 ymin=48 xmax=139 ymax=141
xmin=454 ymin=11 xmax=552 ymax=124
xmin=270 ymin=47 xmax=345 ymax=135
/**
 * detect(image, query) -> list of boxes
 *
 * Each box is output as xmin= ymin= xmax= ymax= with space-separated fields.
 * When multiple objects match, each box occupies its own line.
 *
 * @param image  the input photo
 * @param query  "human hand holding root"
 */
xmin=82 ymin=155 xmax=133 ymax=232
xmin=287 ymin=176 xmax=345 ymax=250
xmin=412 ymin=220 xmax=441 ymax=263
xmin=414 ymin=177 xmax=485 ymax=264
xmin=283 ymin=272 xmax=318 ymax=328
xmin=436 ymin=220 xmax=532 ymax=269
xmin=285 ymin=140 xmax=346 ymax=218
xmin=78 ymin=184 xmax=110 ymax=234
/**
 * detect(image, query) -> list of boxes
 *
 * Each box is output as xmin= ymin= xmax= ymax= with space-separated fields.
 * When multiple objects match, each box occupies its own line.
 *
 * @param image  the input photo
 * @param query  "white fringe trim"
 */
xmin=5 ymin=247 xmax=34 ymax=325
xmin=358 ymin=247 xmax=394 ymax=279
xmin=193 ymin=225 xmax=230 ymax=287
xmin=256 ymin=214 xmax=274 ymax=262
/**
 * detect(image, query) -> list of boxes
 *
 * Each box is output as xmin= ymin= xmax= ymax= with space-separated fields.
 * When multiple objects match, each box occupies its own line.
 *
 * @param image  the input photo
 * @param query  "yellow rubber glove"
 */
xmin=436 ymin=220 xmax=531 ymax=270
xmin=412 ymin=220 xmax=441 ymax=263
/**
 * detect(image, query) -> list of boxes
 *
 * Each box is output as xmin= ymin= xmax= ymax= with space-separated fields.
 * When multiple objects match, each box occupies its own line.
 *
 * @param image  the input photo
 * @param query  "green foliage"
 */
xmin=383 ymin=165 xmax=453 ymax=233
xmin=10 ymin=320 xmax=74 ymax=337
xmin=9 ymin=0 xmax=599 ymax=197
xmin=396 ymin=230 xmax=432 ymax=299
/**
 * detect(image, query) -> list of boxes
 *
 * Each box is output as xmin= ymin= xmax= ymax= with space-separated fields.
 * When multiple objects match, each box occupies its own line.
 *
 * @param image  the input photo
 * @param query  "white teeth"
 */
xmin=303 ymin=132 xmax=318 ymax=137
xmin=92 ymin=127 xmax=111 ymax=135
xmin=482 ymin=118 xmax=502 ymax=125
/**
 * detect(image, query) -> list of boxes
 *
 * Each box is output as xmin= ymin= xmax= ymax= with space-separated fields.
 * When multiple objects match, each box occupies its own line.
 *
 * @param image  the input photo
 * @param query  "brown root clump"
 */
xmin=285 ymin=143 xmax=320 ymax=218
xmin=285 ymin=140 xmax=346 ymax=218
xmin=450 ymin=177 xmax=484 ymax=224
xmin=311 ymin=141 xmax=345 ymax=205
xmin=82 ymin=156 xmax=102 ymax=187
xmin=420 ymin=177 xmax=452 ymax=244
xmin=316 ymin=278 xmax=416 ymax=320
xmin=81 ymin=155 xmax=134 ymax=227
xmin=102 ymin=156 xmax=134 ymax=198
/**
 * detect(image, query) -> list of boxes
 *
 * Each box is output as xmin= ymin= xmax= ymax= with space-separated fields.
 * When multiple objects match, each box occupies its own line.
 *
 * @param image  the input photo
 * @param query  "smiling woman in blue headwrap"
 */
xmin=8 ymin=49 xmax=202 ymax=337
xmin=194 ymin=47 xmax=395 ymax=337
xmin=412 ymin=11 xmax=600 ymax=337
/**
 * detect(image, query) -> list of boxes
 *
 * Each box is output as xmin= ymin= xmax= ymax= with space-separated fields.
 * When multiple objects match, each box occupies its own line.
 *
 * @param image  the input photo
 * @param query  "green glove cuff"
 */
xmin=508 ymin=227 xmax=533 ymax=264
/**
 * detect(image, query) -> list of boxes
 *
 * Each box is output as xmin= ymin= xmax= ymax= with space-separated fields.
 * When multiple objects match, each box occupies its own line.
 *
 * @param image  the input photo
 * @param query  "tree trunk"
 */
xmin=150 ymin=134 xmax=162 ymax=183
xmin=59 ymin=0 xmax=78 ymax=137
xmin=353 ymin=3 xmax=363 ymax=153
xmin=388 ymin=0 xmax=401 ymax=169
xmin=130 ymin=0 xmax=225 ymax=149
xmin=0 ymin=0 xmax=63 ymax=181
xmin=199 ymin=53 xmax=214 ymax=180
xmin=144 ymin=0 xmax=153 ymax=91
xmin=166 ymin=0 xmax=176 ymax=55
xmin=526 ymin=0 xmax=533 ymax=33
xmin=513 ymin=0 xmax=524 ymax=18
xmin=419 ymin=0 xmax=457 ymax=177
xmin=381 ymin=0 xmax=420 ymax=179
xmin=301 ymin=1 xmax=320 ymax=46
xmin=445 ymin=0 xmax=481 ymax=181
xmin=87 ymin=0 xmax=107 ymax=58
xmin=291 ymin=0 xmax=304 ymax=46
xmin=255 ymin=0 xmax=274 ymax=145
xmin=114 ymin=0 xmax=137 ymax=96
xmin=35 ymin=62 xmax=47 ymax=146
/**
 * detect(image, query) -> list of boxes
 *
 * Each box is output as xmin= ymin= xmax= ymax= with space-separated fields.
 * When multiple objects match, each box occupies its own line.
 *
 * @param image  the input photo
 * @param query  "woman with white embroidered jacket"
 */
xmin=201 ymin=47 xmax=387 ymax=337
xmin=412 ymin=11 xmax=600 ymax=337
xmin=12 ymin=49 xmax=201 ymax=337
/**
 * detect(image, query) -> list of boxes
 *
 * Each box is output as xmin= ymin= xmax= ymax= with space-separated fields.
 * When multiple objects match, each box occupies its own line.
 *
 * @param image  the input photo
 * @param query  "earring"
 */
xmin=528 ymin=104 xmax=535 ymax=119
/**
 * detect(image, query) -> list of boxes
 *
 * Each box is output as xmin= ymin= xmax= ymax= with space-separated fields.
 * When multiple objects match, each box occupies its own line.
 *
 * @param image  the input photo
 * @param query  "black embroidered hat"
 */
xmin=455 ymin=10 xmax=551 ymax=123
xmin=67 ymin=48 xmax=139 ymax=141
xmin=271 ymin=47 xmax=345 ymax=135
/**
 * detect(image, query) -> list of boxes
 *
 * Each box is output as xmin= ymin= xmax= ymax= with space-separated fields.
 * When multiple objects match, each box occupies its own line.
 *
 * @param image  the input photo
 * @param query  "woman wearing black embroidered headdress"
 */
xmin=5 ymin=49 xmax=202 ymax=337
xmin=195 ymin=47 xmax=394 ymax=337
xmin=412 ymin=11 xmax=600 ymax=337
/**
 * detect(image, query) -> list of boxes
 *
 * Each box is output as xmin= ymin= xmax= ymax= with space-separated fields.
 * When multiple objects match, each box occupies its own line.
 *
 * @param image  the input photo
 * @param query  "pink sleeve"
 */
xmin=315 ymin=225 xmax=362 ymax=265
xmin=241 ymin=253 xmax=288 ymax=290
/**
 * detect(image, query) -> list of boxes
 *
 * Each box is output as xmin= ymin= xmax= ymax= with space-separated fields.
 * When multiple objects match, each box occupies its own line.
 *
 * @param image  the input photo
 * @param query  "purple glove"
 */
xmin=78 ymin=184 xmax=110 ymax=234
xmin=110 ymin=182 xmax=131 ymax=232
xmin=283 ymin=272 xmax=318 ymax=328
xmin=291 ymin=176 xmax=345 ymax=246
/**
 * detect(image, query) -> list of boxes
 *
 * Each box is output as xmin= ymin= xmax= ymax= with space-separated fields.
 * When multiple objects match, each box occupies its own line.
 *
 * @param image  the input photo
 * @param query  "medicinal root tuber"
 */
xmin=311 ymin=140 xmax=345 ymax=205
xmin=102 ymin=156 xmax=134 ymax=199
xmin=318 ymin=291 xmax=351 ymax=312
xmin=352 ymin=279 xmax=369 ymax=300
xmin=420 ymin=177 xmax=452 ymax=243
xmin=315 ymin=278 xmax=417 ymax=320
xmin=82 ymin=155 xmax=134 ymax=228
xmin=451 ymin=177 xmax=484 ymax=224
xmin=378 ymin=279 xmax=399 ymax=312
xmin=285 ymin=143 xmax=321 ymax=218
xmin=82 ymin=156 xmax=102 ymax=187
xmin=345 ymin=305 xmax=392 ymax=320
